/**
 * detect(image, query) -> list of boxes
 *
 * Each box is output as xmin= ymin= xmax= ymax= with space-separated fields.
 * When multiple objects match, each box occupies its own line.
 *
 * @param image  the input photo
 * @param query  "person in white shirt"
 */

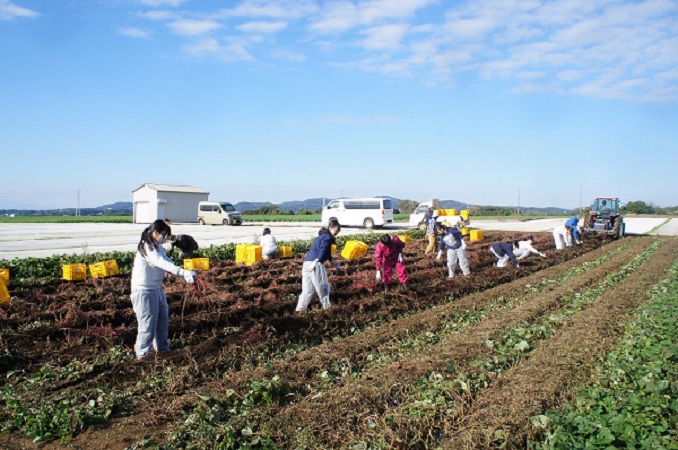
xmin=260 ymin=228 xmax=278 ymax=260
xmin=514 ymin=235 xmax=546 ymax=260
xmin=131 ymin=220 xmax=196 ymax=360
xmin=552 ymin=225 xmax=572 ymax=250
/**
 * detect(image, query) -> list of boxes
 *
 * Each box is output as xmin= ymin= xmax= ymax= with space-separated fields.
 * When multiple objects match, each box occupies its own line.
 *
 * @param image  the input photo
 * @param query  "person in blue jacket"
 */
xmin=296 ymin=219 xmax=342 ymax=312
xmin=435 ymin=223 xmax=470 ymax=278
xmin=564 ymin=215 xmax=582 ymax=245
xmin=490 ymin=241 xmax=520 ymax=268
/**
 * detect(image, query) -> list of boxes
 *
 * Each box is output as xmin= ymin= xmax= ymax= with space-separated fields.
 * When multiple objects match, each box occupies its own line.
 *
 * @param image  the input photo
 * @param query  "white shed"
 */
xmin=132 ymin=184 xmax=210 ymax=224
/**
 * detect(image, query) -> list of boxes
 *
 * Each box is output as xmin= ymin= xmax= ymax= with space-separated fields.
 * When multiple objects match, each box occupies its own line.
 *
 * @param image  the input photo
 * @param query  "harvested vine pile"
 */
xmin=1 ymin=232 xmax=673 ymax=450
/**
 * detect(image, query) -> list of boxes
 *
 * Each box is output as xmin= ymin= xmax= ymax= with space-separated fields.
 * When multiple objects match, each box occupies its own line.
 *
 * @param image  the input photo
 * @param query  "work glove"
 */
xmin=397 ymin=253 xmax=404 ymax=263
xmin=375 ymin=270 xmax=381 ymax=281
xmin=182 ymin=269 xmax=197 ymax=284
xmin=436 ymin=250 xmax=442 ymax=261
xmin=333 ymin=261 xmax=342 ymax=272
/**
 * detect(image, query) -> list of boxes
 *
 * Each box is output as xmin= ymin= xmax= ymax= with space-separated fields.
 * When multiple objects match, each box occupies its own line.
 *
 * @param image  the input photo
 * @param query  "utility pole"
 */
xmin=579 ymin=186 xmax=582 ymax=216
xmin=76 ymin=189 xmax=80 ymax=216
xmin=517 ymin=188 xmax=520 ymax=215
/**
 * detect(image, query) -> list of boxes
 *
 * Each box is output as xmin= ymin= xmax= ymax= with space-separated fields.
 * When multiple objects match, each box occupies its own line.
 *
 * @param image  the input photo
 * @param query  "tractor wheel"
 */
xmin=582 ymin=214 xmax=592 ymax=231
xmin=611 ymin=217 xmax=623 ymax=239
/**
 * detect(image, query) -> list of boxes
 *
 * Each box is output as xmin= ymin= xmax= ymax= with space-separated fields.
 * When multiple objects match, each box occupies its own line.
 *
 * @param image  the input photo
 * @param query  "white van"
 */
xmin=321 ymin=198 xmax=393 ymax=229
xmin=197 ymin=201 xmax=242 ymax=226
xmin=408 ymin=199 xmax=470 ymax=229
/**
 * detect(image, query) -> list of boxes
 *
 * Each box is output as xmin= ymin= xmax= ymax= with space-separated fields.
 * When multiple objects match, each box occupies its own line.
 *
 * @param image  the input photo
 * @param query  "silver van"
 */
xmin=197 ymin=201 xmax=242 ymax=226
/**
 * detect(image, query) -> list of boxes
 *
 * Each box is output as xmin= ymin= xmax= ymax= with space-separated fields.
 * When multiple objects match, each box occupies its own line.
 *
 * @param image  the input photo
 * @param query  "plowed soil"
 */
xmin=0 ymin=232 xmax=673 ymax=449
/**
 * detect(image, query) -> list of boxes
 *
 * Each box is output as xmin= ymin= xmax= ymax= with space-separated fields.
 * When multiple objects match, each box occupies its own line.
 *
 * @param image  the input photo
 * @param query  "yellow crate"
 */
xmin=470 ymin=230 xmax=484 ymax=241
xmin=434 ymin=209 xmax=446 ymax=216
xmin=184 ymin=258 xmax=210 ymax=271
xmin=235 ymin=243 xmax=249 ymax=263
xmin=460 ymin=227 xmax=470 ymax=236
xmin=245 ymin=245 xmax=262 ymax=266
xmin=89 ymin=260 xmax=119 ymax=278
xmin=277 ymin=246 xmax=293 ymax=258
xmin=0 ymin=279 xmax=9 ymax=304
xmin=460 ymin=209 xmax=469 ymax=221
xmin=331 ymin=244 xmax=337 ymax=254
xmin=341 ymin=240 xmax=368 ymax=260
xmin=399 ymin=235 xmax=411 ymax=243
xmin=0 ymin=268 xmax=8 ymax=285
xmin=445 ymin=209 xmax=458 ymax=216
xmin=63 ymin=263 xmax=87 ymax=281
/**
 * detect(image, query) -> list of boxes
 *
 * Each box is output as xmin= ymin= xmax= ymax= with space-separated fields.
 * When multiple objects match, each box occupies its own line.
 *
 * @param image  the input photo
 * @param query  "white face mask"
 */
xmin=156 ymin=235 xmax=166 ymax=244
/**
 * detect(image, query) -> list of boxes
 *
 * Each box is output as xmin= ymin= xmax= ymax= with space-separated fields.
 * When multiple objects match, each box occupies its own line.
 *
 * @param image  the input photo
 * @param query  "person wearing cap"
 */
xmin=514 ymin=235 xmax=546 ymax=260
xmin=436 ymin=223 xmax=470 ymax=278
xmin=564 ymin=216 xmax=582 ymax=245
xmin=296 ymin=219 xmax=342 ymax=312
xmin=424 ymin=208 xmax=438 ymax=255
xmin=260 ymin=227 xmax=278 ymax=260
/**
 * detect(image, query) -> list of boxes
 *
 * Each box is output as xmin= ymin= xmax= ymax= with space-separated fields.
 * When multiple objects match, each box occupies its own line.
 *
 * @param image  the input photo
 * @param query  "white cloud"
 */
xmin=309 ymin=0 xmax=437 ymax=33
xmin=214 ymin=0 xmax=319 ymax=20
xmin=139 ymin=10 xmax=176 ymax=20
xmin=183 ymin=37 xmax=222 ymax=55
xmin=360 ymin=24 xmax=408 ymax=51
xmin=236 ymin=20 xmax=287 ymax=34
xmin=167 ymin=19 xmax=221 ymax=36
xmin=182 ymin=36 xmax=258 ymax=62
xmin=119 ymin=27 xmax=151 ymax=38
xmin=271 ymin=48 xmax=307 ymax=61
xmin=0 ymin=0 xmax=38 ymax=20
xmin=138 ymin=0 xmax=187 ymax=6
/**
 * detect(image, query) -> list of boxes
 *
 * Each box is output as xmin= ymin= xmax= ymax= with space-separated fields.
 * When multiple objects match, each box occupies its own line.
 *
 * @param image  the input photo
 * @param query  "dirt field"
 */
xmin=0 ymin=231 xmax=675 ymax=449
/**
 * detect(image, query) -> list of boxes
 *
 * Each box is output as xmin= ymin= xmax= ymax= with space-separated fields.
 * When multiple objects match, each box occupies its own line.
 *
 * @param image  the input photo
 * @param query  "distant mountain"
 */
xmin=234 ymin=201 xmax=275 ymax=211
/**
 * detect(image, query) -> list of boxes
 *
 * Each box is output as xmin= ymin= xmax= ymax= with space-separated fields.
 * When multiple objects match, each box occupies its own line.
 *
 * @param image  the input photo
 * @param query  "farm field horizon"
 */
xmin=0 ymin=230 xmax=676 ymax=449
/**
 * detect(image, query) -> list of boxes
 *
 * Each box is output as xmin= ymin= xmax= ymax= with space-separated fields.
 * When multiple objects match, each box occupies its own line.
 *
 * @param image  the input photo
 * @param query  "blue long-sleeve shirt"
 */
xmin=491 ymin=242 xmax=518 ymax=266
xmin=565 ymin=217 xmax=579 ymax=230
xmin=305 ymin=229 xmax=336 ymax=263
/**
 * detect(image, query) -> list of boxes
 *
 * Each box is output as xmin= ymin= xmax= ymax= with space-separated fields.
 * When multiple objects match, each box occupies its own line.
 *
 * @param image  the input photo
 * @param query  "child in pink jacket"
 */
xmin=375 ymin=234 xmax=409 ymax=292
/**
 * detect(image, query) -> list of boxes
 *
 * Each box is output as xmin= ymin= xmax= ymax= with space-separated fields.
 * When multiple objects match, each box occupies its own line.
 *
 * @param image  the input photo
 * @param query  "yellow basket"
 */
xmin=460 ymin=209 xmax=469 ymax=221
xmin=399 ymin=235 xmax=411 ymax=243
xmin=434 ymin=209 xmax=446 ymax=216
xmin=0 ymin=279 xmax=9 ymax=304
xmin=341 ymin=240 xmax=368 ymax=260
xmin=278 ymin=246 xmax=293 ymax=258
xmin=460 ymin=227 xmax=470 ymax=236
xmin=445 ymin=209 xmax=457 ymax=216
xmin=245 ymin=245 xmax=262 ymax=266
xmin=0 ymin=268 xmax=8 ymax=285
xmin=235 ymin=244 xmax=246 ymax=263
xmin=470 ymin=230 xmax=484 ymax=241
xmin=184 ymin=258 xmax=210 ymax=271
xmin=63 ymin=263 xmax=87 ymax=281
xmin=89 ymin=260 xmax=119 ymax=278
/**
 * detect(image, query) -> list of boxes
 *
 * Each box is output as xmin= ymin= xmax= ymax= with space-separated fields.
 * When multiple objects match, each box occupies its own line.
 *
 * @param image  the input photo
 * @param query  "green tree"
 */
xmin=398 ymin=200 xmax=419 ymax=214
xmin=625 ymin=200 xmax=654 ymax=215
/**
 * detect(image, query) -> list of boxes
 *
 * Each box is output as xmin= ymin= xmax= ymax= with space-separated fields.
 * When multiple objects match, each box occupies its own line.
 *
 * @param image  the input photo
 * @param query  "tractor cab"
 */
xmin=584 ymin=197 xmax=625 ymax=238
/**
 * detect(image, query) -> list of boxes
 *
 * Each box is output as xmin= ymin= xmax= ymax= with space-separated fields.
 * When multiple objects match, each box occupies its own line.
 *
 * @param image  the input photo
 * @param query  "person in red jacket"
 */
xmin=375 ymin=234 xmax=409 ymax=292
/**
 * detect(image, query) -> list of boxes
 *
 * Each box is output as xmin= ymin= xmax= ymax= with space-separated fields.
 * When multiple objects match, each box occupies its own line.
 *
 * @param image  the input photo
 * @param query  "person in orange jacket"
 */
xmin=375 ymin=234 xmax=409 ymax=292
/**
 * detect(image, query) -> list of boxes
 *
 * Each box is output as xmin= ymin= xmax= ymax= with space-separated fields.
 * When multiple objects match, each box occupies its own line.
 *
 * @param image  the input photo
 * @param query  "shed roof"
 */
xmin=133 ymin=183 xmax=210 ymax=194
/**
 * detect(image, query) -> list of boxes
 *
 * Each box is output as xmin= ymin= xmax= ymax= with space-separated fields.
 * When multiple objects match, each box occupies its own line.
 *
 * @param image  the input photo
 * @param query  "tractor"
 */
xmin=582 ymin=197 xmax=625 ymax=238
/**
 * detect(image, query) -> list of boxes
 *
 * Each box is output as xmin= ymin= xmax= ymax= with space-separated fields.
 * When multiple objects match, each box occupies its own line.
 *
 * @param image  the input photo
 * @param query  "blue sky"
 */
xmin=1 ymin=0 xmax=677 ymax=210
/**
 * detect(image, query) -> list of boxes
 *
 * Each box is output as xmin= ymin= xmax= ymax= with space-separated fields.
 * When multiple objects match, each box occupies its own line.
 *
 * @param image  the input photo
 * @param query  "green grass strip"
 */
xmin=532 ymin=260 xmax=678 ymax=450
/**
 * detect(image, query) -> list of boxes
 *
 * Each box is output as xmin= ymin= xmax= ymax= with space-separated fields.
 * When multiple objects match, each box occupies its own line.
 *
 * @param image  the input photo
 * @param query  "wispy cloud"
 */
xmin=119 ymin=27 xmax=151 ymax=38
xmin=167 ymin=19 xmax=221 ymax=36
xmin=138 ymin=0 xmax=188 ymax=6
xmin=132 ymin=0 xmax=678 ymax=102
xmin=236 ymin=20 xmax=287 ymax=34
xmin=0 ymin=0 xmax=38 ymax=20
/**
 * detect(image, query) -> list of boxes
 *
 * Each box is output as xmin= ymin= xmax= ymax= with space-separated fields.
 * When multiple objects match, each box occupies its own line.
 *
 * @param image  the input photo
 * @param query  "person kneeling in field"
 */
xmin=490 ymin=240 xmax=520 ymax=268
xmin=260 ymin=228 xmax=278 ymax=260
xmin=296 ymin=220 xmax=342 ymax=312
xmin=436 ymin=223 xmax=471 ymax=278
xmin=375 ymin=234 xmax=409 ymax=292
xmin=131 ymin=220 xmax=196 ymax=361
xmin=168 ymin=234 xmax=199 ymax=259
xmin=514 ymin=235 xmax=546 ymax=260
